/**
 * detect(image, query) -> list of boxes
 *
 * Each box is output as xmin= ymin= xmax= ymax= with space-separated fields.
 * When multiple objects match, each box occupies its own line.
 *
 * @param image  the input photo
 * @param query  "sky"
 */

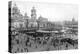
xmin=12 ymin=1 xmax=78 ymax=22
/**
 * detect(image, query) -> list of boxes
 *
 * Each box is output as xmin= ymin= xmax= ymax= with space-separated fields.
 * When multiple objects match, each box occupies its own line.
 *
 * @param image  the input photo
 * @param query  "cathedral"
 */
xmin=11 ymin=3 xmax=48 ymax=29
xmin=11 ymin=3 xmax=37 ymax=28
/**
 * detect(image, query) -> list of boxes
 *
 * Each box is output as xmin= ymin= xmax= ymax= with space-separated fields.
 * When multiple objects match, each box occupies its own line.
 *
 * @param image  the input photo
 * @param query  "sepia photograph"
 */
xmin=8 ymin=0 xmax=78 ymax=53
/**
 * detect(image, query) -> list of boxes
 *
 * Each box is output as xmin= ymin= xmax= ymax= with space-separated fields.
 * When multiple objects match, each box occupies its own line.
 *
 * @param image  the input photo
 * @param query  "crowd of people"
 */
xmin=10 ymin=28 xmax=78 ymax=53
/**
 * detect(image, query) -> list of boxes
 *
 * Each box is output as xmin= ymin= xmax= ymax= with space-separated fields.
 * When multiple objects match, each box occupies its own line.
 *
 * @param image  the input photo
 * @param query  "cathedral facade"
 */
xmin=11 ymin=3 xmax=49 ymax=29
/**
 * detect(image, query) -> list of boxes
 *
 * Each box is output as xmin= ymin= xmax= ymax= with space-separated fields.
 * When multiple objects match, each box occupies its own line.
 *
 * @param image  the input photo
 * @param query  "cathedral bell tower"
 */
xmin=31 ymin=6 xmax=37 ymax=22
xmin=12 ymin=3 xmax=20 ymax=15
